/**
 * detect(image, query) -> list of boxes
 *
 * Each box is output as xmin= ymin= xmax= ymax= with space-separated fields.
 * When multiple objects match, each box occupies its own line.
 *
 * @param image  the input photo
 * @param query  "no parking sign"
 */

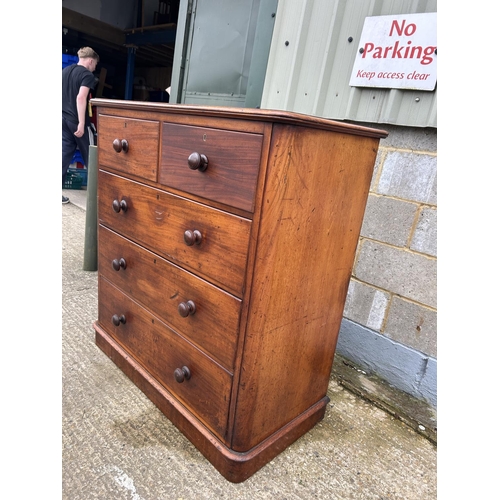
xmin=350 ymin=13 xmax=437 ymax=91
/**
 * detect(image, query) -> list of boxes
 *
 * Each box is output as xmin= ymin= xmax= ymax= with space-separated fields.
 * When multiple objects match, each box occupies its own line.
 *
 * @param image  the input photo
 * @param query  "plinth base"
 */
xmin=95 ymin=322 xmax=329 ymax=483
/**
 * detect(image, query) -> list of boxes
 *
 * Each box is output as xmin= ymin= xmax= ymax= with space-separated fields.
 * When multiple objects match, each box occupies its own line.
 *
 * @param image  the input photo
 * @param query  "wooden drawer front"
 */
xmin=98 ymin=277 xmax=232 ymax=441
xmin=98 ymin=170 xmax=251 ymax=297
xmin=160 ymin=123 xmax=263 ymax=212
xmin=99 ymin=226 xmax=241 ymax=369
xmin=98 ymin=114 xmax=159 ymax=181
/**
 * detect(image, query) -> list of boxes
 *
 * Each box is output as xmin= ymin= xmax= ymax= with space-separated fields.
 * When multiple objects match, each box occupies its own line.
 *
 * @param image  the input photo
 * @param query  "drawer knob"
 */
xmin=174 ymin=366 xmax=191 ymax=383
xmin=187 ymin=152 xmax=208 ymax=172
xmin=112 ymin=199 xmax=128 ymax=213
xmin=112 ymin=258 xmax=127 ymax=271
xmin=112 ymin=314 xmax=126 ymax=326
xmin=178 ymin=300 xmax=196 ymax=317
xmin=184 ymin=229 xmax=202 ymax=246
xmin=112 ymin=138 xmax=129 ymax=153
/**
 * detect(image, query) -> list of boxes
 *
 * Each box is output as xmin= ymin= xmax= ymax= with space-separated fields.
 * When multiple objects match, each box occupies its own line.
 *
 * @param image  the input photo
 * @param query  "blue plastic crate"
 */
xmin=63 ymin=54 xmax=78 ymax=69
xmin=72 ymin=149 xmax=84 ymax=165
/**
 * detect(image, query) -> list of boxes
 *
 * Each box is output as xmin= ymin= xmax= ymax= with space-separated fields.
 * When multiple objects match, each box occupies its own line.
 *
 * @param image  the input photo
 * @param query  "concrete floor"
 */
xmin=63 ymin=186 xmax=88 ymax=211
xmin=62 ymin=190 xmax=437 ymax=499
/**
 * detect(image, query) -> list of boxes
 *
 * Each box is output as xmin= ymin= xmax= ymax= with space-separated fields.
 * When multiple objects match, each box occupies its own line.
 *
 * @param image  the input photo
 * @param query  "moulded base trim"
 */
xmin=94 ymin=322 xmax=329 ymax=483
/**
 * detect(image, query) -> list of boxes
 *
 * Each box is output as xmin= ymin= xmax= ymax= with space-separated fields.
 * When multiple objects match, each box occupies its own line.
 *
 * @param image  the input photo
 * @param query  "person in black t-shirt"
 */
xmin=62 ymin=47 xmax=99 ymax=204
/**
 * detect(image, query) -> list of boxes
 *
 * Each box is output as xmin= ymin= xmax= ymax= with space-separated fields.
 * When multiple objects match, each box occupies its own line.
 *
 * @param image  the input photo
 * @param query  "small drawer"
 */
xmin=98 ymin=277 xmax=232 ymax=442
xmin=98 ymin=170 xmax=251 ymax=297
xmin=98 ymin=114 xmax=159 ymax=181
xmin=99 ymin=226 xmax=241 ymax=370
xmin=160 ymin=123 xmax=263 ymax=212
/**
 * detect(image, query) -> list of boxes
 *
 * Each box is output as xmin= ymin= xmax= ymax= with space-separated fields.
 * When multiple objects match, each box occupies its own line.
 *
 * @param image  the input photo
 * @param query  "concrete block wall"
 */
xmin=337 ymin=124 xmax=437 ymax=409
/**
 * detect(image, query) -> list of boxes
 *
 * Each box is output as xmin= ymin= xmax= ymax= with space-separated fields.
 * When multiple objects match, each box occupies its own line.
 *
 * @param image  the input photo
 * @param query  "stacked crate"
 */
xmin=62 ymin=53 xmax=78 ymax=69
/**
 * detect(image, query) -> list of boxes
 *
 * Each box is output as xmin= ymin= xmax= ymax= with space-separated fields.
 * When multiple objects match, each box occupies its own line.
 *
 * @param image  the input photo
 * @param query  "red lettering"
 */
xmin=390 ymin=20 xmax=404 ymax=36
xmin=356 ymin=70 xmax=376 ymax=80
xmin=392 ymin=41 xmax=404 ymax=59
xmin=405 ymin=23 xmax=416 ymax=36
xmin=376 ymin=72 xmax=405 ymax=80
xmin=359 ymin=40 xmax=435 ymax=65
xmin=389 ymin=20 xmax=417 ymax=37
xmin=362 ymin=42 xmax=374 ymax=58
xmin=407 ymin=71 xmax=430 ymax=80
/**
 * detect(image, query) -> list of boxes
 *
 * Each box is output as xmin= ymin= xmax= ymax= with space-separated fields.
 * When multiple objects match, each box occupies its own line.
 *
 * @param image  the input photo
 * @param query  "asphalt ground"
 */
xmin=61 ymin=189 xmax=437 ymax=499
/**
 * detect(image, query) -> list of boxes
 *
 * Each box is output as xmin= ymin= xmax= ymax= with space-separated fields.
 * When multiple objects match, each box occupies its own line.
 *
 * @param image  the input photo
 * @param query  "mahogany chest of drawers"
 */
xmin=92 ymin=99 xmax=387 ymax=482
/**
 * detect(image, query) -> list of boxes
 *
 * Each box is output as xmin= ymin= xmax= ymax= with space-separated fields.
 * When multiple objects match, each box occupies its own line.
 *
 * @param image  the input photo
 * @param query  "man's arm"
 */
xmin=74 ymin=86 xmax=91 ymax=138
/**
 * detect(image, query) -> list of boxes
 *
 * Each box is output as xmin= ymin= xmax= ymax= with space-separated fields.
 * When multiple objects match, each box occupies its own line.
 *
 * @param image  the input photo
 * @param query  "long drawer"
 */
xmin=98 ymin=170 xmax=252 ymax=297
xmin=98 ymin=276 xmax=233 ymax=442
xmin=160 ymin=123 xmax=263 ymax=212
xmin=99 ymin=225 xmax=241 ymax=370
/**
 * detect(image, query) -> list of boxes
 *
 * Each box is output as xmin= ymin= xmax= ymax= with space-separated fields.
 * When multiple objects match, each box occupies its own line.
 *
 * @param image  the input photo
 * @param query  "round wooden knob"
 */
xmin=112 ymin=258 xmax=127 ymax=271
xmin=112 ymin=138 xmax=129 ymax=153
xmin=112 ymin=199 xmax=128 ymax=213
xmin=187 ymin=152 xmax=208 ymax=171
xmin=112 ymin=314 xmax=126 ymax=326
xmin=184 ymin=229 xmax=202 ymax=246
xmin=178 ymin=300 xmax=196 ymax=317
xmin=174 ymin=366 xmax=191 ymax=383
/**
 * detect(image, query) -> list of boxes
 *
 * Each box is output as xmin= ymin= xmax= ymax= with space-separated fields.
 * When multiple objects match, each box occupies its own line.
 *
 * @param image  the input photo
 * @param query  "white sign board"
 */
xmin=349 ymin=13 xmax=437 ymax=91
